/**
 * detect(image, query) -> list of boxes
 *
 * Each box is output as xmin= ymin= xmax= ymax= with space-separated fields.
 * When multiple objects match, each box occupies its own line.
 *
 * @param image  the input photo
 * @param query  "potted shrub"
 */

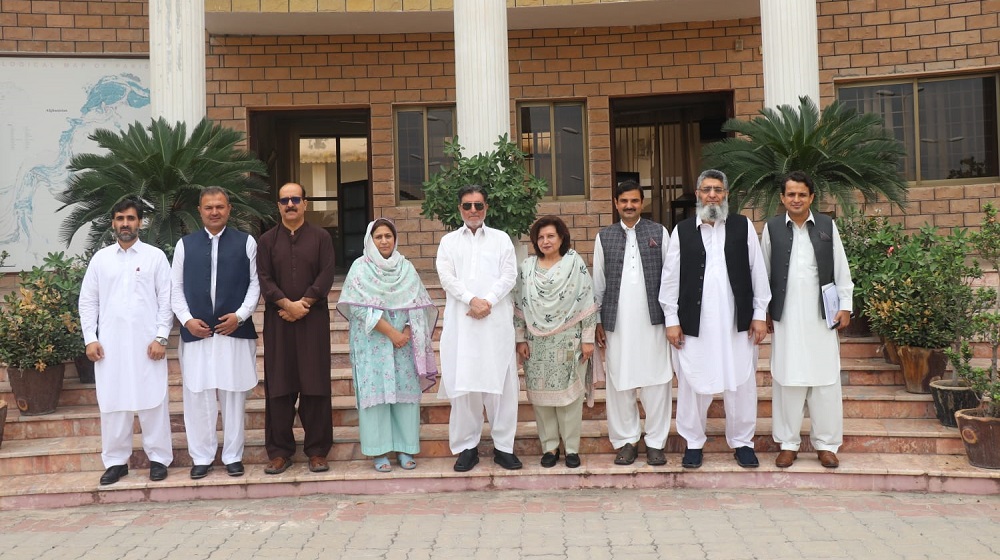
xmin=950 ymin=203 xmax=1000 ymax=466
xmin=836 ymin=210 xmax=903 ymax=338
xmin=866 ymin=226 xmax=982 ymax=394
xmin=0 ymin=271 xmax=82 ymax=415
xmin=19 ymin=252 xmax=93 ymax=383
xmin=421 ymin=134 xmax=548 ymax=260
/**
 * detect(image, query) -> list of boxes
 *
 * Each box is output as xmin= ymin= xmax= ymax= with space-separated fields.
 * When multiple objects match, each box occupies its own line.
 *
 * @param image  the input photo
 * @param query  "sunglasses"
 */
xmin=461 ymin=202 xmax=485 ymax=211
xmin=279 ymin=196 xmax=304 ymax=205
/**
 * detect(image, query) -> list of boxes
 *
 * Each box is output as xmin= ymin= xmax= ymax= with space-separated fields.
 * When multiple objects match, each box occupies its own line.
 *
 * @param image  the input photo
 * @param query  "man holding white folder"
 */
xmin=761 ymin=171 xmax=854 ymax=469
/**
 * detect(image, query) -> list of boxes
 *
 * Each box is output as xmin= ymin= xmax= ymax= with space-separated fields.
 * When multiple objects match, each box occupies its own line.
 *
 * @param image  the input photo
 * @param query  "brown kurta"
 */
xmin=257 ymin=222 xmax=336 ymax=397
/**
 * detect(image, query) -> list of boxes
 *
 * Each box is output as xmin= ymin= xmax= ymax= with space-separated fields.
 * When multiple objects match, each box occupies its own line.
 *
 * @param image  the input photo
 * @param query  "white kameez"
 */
xmin=171 ymin=231 xmax=260 ymax=465
xmin=171 ymin=233 xmax=260 ymax=394
xmin=659 ymin=215 xmax=771 ymax=395
xmin=436 ymin=224 xmax=518 ymax=397
xmin=79 ymin=239 xmax=173 ymax=413
xmin=761 ymin=216 xmax=853 ymax=387
xmin=592 ymin=221 xmax=673 ymax=391
xmin=762 ymin=213 xmax=853 ymax=454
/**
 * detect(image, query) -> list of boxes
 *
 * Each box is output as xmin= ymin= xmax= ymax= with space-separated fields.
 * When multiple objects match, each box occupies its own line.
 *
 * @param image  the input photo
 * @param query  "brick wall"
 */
xmin=206 ymin=20 xmax=764 ymax=268
xmin=817 ymin=0 xmax=1000 ymax=231
xmin=0 ymin=0 xmax=148 ymax=53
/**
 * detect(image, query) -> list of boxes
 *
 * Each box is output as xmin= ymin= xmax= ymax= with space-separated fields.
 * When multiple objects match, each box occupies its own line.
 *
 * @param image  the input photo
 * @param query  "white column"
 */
xmin=149 ymin=0 xmax=206 ymax=127
xmin=454 ymin=0 xmax=510 ymax=157
xmin=760 ymin=0 xmax=820 ymax=109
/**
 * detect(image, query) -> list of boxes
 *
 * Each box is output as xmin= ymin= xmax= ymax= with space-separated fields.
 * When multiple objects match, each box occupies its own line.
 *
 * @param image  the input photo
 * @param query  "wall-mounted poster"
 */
xmin=0 ymin=56 xmax=150 ymax=270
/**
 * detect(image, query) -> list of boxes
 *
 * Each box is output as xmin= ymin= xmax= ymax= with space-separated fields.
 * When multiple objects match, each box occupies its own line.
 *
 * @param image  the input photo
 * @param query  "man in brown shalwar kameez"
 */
xmin=257 ymin=182 xmax=337 ymax=474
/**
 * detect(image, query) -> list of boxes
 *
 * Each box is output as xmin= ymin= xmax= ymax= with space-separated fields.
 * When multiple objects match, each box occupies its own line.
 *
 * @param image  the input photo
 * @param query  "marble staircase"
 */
xmin=1 ymin=282 xmax=998 ymax=510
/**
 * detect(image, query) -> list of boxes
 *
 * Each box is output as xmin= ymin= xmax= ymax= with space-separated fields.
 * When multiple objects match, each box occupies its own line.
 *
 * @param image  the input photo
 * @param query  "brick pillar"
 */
xmin=760 ymin=0 xmax=819 ymax=109
xmin=149 ymin=0 xmax=206 ymax=127
xmin=454 ymin=0 xmax=510 ymax=157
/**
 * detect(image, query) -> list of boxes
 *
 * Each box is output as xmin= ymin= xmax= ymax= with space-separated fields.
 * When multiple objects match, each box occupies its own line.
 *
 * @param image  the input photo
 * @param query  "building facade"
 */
xmin=2 ymin=0 xmax=998 ymax=271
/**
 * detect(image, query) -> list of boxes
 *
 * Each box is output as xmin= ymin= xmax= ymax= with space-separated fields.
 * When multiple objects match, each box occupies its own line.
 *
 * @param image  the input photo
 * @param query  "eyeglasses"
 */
xmin=278 ymin=196 xmax=304 ymax=205
xmin=697 ymin=187 xmax=727 ymax=195
xmin=461 ymin=202 xmax=485 ymax=211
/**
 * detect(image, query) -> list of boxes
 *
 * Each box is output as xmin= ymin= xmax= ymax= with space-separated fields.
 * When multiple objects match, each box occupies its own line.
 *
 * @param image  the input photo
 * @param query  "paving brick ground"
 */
xmin=1 ymin=488 xmax=998 ymax=559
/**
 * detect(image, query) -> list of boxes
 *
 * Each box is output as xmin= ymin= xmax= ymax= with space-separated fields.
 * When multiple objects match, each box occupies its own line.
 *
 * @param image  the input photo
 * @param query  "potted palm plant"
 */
xmin=703 ymin=96 xmax=908 ymax=218
xmin=57 ymin=117 xmax=276 ymax=258
xmin=421 ymin=134 xmax=548 ymax=259
xmin=0 ymin=270 xmax=82 ymax=415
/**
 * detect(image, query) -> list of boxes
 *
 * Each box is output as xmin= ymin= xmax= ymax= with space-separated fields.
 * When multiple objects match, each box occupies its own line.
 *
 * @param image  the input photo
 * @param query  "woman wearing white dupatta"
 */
xmin=337 ymin=219 xmax=438 ymax=472
xmin=514 ymin=216 xmax=598 ymax=469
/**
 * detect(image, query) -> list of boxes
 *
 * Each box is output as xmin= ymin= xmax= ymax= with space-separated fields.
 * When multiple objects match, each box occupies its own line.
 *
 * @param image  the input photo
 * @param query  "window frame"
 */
xmin=516 ymin=99 xmax=590 ymax=200
xmin=836 ymin=71 xmax=1000 ymax=186
xmin=393 ymin=104 xmax=457 ymax=205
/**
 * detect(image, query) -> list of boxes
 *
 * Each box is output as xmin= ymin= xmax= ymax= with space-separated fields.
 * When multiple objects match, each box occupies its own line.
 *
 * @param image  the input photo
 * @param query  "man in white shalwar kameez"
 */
xmin=593 ymin=179 xmax=673 ymax=466
xmin=79 ymin=198 xmax=174 ymax=486
xmin=761 ymin=171 xmax=853 ymax=469
xmin=172 ymin=187 xmax=260 ymax=479
xmin=436 ymin=184 xmax=522 ymax=472
xmin=659 ymin=170 xmax=771 ymax=469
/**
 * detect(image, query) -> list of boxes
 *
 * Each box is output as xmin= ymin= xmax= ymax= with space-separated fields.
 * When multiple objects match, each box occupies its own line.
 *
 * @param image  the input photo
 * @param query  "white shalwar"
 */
xmin=659 ymin=215 xmax=771 ymax=449
xmin=79 ymin=239 xmax=174 ymax=468
xmin=592 ymin=220 xmax=673 ymax=450
xmin=171 ymin=232 xmax=260 ymax=465
xmin=436 ymin=224 xmax=519 ymax=454
xmin=761 ymin=214 xmax=853 ymax=453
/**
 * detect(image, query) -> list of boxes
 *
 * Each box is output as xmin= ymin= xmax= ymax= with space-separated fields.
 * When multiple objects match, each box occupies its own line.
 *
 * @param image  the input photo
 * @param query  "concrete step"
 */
xmin=0 ymin=416 xmax=964 ymax=476
xmin=0 ymin=385 xmax=937 ymax=442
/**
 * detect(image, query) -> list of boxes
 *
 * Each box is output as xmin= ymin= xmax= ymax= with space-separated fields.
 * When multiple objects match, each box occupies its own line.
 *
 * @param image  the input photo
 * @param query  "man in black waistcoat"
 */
xmin=593 ymin=180 xmax=674 ymax=466
xmin=761 ymin=171 xmax=853 ymax=469
xmin=171 ymin=187 xmax=260 ymax=479
xmin=659 ymin=169 xmax=771 ymax=469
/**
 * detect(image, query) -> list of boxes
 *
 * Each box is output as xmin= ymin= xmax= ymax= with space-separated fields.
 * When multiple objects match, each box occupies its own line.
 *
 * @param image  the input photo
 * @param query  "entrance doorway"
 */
xmin=249 ymin=109 xmax=371 ymax=270
xmin=610 ymin=92 xmax=732 ymax=230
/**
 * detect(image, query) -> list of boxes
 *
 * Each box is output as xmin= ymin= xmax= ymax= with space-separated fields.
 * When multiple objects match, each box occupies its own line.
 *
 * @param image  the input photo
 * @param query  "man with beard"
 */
xmin=79 ymin=197 xmax=174 ymax=485
xmin=658 ymin=169 xmax=771 ymax=469
xmin=592 ymin=179 xmax=673 ymax=466
xmin=257 ymin=182 xmax=337 ymax=474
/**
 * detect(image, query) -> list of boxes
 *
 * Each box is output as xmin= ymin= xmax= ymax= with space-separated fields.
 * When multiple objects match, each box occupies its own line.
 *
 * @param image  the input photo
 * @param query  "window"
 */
xmin=518 ymin=102 xmax=588 ymax=198
xmin=838 ymin=74 xmax=999 ymax=182
xmin=395 ymin=106 xmax=456 ymax=201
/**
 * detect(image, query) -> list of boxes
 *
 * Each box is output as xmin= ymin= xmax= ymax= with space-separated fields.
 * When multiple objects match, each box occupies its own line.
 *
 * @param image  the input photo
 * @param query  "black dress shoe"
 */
xmin=565 ymin=453 xmax=581 ymax=469
xmin=454 ymin=448 xmax=480 ymax=472
xmin=493 ymin=449 xmax=523 ymax=470
xmin=734 ymin=446 xmax=759 ymax=468
xmin=681 ymin=448 xmax=703 ymax=469
xmin=100 ymin=465 xmax=128 ymax=485
xmin=225 ymin=461 xmax=245 ymax=477
xmin=149 ymin=461 xmax=168 ymax=481
xmin=190 ymin=464 xmax=213 ymax=479
xmin=540 ymin=450 xmax=560 ymax=468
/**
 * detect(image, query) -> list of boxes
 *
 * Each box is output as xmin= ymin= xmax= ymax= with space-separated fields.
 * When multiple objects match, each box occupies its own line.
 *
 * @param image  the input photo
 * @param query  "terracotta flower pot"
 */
xmin=73 ymin=353 xmax=95 ymax=385
xmin=929 ymin=379 xmax=979 ymax=428
xmin=896 ymin=346 xmax=946 ymax=394
xmin=6 ymin=364 xmax=65 ymax=416
xmin=882 ymin=338 xmax=900 ymax=365
xmin=956 ymin=408 xmax=1000 ymax=469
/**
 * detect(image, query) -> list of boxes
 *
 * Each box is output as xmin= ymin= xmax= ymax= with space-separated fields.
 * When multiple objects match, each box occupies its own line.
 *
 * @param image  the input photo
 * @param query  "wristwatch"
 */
xmin=154 ymin=336 xmax=168 ymax=346
xmin=236 ymin=316 xmax=245 ymax=327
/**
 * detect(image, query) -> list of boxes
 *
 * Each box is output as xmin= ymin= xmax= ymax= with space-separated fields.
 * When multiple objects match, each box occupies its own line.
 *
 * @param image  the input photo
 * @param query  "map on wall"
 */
xmin=0 ymin=57 xmax=151 ymax=271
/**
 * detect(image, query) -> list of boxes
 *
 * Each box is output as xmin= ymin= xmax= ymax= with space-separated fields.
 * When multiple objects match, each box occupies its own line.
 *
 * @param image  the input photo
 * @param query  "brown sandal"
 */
xmin=614 ymin=442 xmax=638 ymax=465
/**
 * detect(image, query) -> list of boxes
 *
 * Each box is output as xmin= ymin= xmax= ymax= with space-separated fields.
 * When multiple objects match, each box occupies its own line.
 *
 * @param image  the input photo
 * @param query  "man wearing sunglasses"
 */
xmin=436 ymin=184 xmax=521 ymax=472
xmin=257 ymin=182 xmax=337 ymax=475
xmin=659 ymin=169 xmax=771 ymax=469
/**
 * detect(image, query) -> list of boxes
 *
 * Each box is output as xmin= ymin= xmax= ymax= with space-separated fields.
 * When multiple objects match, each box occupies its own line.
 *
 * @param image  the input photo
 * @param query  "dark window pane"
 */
xmin=426 ymin=108 xmax=455 ymax=176
xmin=554 ymin=104 xmax=586 ymax=197
xmin=919 ymin=77 xmax=999 ymax=180
xmin=838 ymin=83 xmax=916 ymax=181
xmin=521 ymin=106 xmax=553 ymax=193
xmin=397 ymin=110 xmax=426 ymax=201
